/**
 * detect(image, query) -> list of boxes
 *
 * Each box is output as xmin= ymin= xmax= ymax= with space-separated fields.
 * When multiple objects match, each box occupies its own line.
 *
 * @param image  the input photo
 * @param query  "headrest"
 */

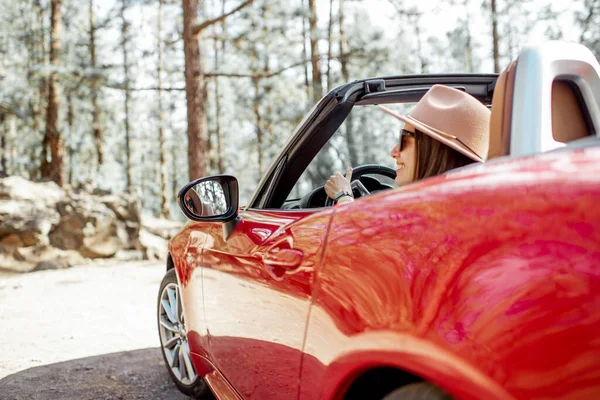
xmin=488 ymin=62 xmax=517 ymax=159
xmin=551 ymin=81 xmax=591 ymax=143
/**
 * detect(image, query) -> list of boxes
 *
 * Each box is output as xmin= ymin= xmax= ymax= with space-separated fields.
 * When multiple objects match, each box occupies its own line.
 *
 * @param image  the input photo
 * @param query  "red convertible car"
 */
xmin=157 ymin=42 xmax=600 ymax=400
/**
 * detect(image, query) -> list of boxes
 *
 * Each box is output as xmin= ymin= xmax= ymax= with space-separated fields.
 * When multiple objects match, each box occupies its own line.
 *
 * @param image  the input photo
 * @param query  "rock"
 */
xmin=21 ymin=232 xmax=49 ymax=247
xmin=0 ymin=200 xmax=61 ymax=236
xmin=114 ymin=249 xmax=146 ymax=261
xmin=0 ymin=176 xmax=180 ymax=270
xmin=99 ymin=192 xmax=141 ymax=223
xmin=0 ymin=234 xmax=24 ymax=247
xmin=140 ymin=215 xmax=182 ymax=240
xmin=0 ymin=251 xmax=32 ymax=272
xmin=113 ymin=220 xmax=139 ymax=250
xmin=33 ymin=260 xmax=64 ymax=271
xmin=49 ymin=193 xmax=126 ymax=258
xmin=138 ymin=229 xmax=167 ymax=260
xmin=0 ymin=176 xmax=65 ymax=206
xmin=0 ymin=232 xmax=48 ymax=247
xmin=0 ymin=245 xmax=87 ymax=273
xmin=97 ymin=192 xmax=142 ymax=251
xmin=80 ymin=235 xmax=124 ymax=259
xmin=123 ymin=221 xmax=141 ymax=249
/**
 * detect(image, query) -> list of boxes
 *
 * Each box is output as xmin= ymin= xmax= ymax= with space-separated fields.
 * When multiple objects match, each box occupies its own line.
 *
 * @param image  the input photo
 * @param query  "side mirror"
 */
xmin=178 ymin=175 xmax=239 ymax=222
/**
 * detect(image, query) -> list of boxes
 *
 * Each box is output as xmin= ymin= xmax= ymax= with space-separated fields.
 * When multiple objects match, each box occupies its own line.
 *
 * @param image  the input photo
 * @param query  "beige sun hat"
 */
xmin=378 ymin=85 xmax=491 ymax=162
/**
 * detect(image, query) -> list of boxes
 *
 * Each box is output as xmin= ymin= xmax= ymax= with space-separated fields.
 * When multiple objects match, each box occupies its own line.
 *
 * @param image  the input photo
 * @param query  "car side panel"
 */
xmin=300 ymin=148 xmax=600 ymax=400
xmin=200 ymin=209 xmax=334 ymax=400
xmin=170 ymin=222 xmax=212 ymax=359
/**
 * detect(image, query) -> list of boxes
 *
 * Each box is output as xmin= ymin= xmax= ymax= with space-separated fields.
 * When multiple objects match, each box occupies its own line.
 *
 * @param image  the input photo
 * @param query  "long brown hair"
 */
xmin=413 ymin=130 xmax=476 ymax=181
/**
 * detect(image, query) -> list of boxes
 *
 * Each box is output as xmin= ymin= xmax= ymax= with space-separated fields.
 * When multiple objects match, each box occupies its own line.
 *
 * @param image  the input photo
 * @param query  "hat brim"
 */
xmin=378 ymin=105 xmax=484 ymax=162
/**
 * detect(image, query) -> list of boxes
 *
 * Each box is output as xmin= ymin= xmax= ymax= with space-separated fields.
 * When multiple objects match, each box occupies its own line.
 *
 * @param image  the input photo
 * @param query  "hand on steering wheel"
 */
xmin=324 ymin=168 xmax=353 ymax=201
xmin=323 ymin=164 xmax=397 ymax=207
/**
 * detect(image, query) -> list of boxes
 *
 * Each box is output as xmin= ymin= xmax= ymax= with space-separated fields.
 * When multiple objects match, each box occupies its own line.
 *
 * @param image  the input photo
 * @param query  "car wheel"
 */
xmin=382 ymin=382 xmax=452 ymax=400
xmin=158 ymin=268 xmax=210 ymax=398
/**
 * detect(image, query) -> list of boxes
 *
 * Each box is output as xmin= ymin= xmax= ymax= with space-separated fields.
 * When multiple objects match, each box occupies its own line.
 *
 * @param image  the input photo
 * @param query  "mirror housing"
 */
xmin=177 ymin=175 xmax=239 ymax=222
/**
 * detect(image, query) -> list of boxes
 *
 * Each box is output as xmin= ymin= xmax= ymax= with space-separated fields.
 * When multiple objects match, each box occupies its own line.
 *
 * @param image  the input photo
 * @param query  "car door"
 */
xmin=201 ymin=207 xmax=333 ymax=400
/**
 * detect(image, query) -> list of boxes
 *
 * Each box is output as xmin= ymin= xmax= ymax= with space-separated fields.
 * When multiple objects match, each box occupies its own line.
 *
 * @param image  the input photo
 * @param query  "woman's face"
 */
xmin=390 ymin=124 xmax=417 ymax=185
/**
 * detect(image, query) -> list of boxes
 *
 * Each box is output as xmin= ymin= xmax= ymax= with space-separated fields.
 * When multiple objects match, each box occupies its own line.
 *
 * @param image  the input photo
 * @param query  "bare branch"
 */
xmin=205 ymin=50 xmax=365 ymax=80
xmin=204 ymin=72 xmax=254 ymax=78
xmin=102 ymin=83 xmax=185 ymax=91
xmin=579 ymin=0 xmax=600 ymax=42
xmin=193 ymin=0 xmax=254 ymax=36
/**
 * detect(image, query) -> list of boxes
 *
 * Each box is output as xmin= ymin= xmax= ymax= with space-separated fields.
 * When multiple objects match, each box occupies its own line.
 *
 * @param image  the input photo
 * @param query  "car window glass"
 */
xmin=248 ymin=97 xmax=339 ymax=209
xmin=287 ymin=102 xmax=416 ymax=200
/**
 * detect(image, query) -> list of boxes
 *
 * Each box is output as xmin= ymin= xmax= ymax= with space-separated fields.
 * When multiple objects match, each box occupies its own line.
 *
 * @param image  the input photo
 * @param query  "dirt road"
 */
xmin=0 ymin=260 xmax=197 ymax=399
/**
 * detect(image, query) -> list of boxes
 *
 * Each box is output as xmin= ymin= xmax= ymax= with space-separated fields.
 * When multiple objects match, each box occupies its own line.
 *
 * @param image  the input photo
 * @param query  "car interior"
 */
xmin=280 ymin=79 xmax=497 ymax=210
xmin=248 ymin=44 xmax=600 ymax=212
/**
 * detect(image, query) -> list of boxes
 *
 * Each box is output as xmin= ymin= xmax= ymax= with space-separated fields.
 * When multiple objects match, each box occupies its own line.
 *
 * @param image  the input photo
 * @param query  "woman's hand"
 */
xmin=324 ymin=167 xmax=353 ymax=201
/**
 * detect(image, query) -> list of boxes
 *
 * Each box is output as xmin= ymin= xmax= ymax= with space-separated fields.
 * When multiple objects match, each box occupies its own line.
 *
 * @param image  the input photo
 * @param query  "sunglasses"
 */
xmin=399 ymin=129 xmax=416 ymax=151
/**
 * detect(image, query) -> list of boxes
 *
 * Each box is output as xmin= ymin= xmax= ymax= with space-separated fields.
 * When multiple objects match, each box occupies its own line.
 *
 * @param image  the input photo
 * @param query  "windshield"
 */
xmin=288 ymin=102 xmax=416 ymax=200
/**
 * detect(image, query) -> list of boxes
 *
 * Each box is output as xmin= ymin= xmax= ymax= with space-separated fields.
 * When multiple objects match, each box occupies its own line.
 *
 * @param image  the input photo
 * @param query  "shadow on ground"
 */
xmin=0 ymin=347 xmax=214 ymax=400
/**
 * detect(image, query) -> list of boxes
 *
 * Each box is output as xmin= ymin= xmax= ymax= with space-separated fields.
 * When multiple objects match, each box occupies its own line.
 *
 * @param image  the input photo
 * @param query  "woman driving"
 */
xmin=325 ymin=84 xmax=491 ymax=205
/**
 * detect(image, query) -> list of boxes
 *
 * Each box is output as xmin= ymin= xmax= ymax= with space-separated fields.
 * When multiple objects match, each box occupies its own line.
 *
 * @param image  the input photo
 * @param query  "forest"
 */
xmin=0 ymin=0 xmax=599 ymax=217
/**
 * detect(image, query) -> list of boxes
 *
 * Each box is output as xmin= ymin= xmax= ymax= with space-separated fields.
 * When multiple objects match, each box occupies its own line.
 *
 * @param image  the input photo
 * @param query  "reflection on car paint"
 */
xmin=169 ymin=148 xmax=600 ymax=400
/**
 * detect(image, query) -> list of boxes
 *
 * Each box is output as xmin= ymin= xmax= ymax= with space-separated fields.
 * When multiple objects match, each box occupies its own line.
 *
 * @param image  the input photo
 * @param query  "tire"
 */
xmin=382 ymin=382 xmax=453 ymax=400
xmin=157 ymin=268 xmax=211 ymax=399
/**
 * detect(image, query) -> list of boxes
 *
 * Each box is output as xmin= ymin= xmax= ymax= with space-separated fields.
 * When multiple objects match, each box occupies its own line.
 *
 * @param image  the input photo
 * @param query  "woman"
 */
xmin=325 ymin=84 xmax=491 ymax=205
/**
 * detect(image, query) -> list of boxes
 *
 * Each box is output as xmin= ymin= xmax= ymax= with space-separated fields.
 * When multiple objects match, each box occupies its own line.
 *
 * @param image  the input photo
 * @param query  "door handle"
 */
xmin=263 ymin=248 xmax=304 ymax=271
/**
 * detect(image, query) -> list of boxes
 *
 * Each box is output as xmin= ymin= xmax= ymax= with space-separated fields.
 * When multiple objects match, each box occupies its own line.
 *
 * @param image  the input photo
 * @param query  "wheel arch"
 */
xmin=312 ymin=332 xmax=515 ymax=400
xmin=166 ymin=253 xmax=175 ymax=271
xmin=340 ymin=366 xmax=422 ymax=400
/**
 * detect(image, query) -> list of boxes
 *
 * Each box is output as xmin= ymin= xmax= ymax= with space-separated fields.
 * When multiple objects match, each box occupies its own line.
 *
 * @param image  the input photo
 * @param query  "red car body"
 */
xmin=164 ymin=42 xmax=600 ymax=400
xmin=169 ymin=147 xmax=600 ymax=400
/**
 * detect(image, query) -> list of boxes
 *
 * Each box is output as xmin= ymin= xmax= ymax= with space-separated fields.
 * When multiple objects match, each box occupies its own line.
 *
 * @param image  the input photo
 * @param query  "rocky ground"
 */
xmin=0 ymin=260 xmax=205 ymax=399
xmin=0 ymin=176 xmax=183 ymax=273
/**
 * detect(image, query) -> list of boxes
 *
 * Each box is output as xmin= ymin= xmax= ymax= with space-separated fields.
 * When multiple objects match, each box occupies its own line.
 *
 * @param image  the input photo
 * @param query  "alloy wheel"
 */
xmin=158 ymin=282 xmax=197 ymax=386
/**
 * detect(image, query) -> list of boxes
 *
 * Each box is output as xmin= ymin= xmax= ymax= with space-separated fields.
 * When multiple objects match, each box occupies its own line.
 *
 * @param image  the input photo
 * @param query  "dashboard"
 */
xmin=282 ymin=175 xmax=394 ymax=210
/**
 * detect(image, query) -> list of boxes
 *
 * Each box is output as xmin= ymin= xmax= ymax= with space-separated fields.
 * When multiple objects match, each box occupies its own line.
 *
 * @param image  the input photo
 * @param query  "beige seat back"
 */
xmin=551 ymin=81 xmax=591 ymax=143
xmin=488 ymin=62 xmax=517 ymax=159
xmin=488 ymin=42 xmax=600 ymax=160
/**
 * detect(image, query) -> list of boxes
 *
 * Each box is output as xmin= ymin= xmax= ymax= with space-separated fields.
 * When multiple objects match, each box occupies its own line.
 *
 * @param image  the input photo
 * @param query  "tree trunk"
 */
xmin=326 ymin=0 xmax=334 ymax=92
xmin=252 ymin=78 xmax=264 ymax=176
xmin=307 ymin=0 xmax=335 ymax=186
xmin=34 ymin=0 xmax=47 ymax=180
xmin=339 ymin=0 xmax=357 ymax=165
xmin=301 ymin=0 xmax=311 ymax=100
xmin=8 ymin=116 xmax=16 ymax=175
xmin=89 ymin=0 xmax=103 ymax=169
xmin=157 ymin=0 xmax=171 ymax=218
xmin=213 ymin=0 xmax=227 ymax=175
xmin=307 ymin=0 xmax=322 ymax=105
xmin=0 ymin=114 xmax=6 ymax=173
xmin=182 ymin=0 xmax=207 ymax=181
xmin=464 ymin=0 xmax=474 ymax=72
xmin=120 ymin=0 xmax=133 ymax=189
xmin=491 ymin=0 xmax=500 ymax=73
xmin=339 ymin=0 xmax=348 ymax=83
xmin=40 ymin=131 xmax=49 ymax=179
xmin=67 ymin=91 xmax=75 ymax=185
xmin=465 ymin=25 xmax=474 ymax=72
xmin=140 ymin=150 xmax=146 ymax=209
xmin=202 ymin=0 xmax=216 ymax=174
xmin=214 ymin=31 xmax=224 ymax=174
xmin=414 ymin=16 xmax=426 ymax=73
xmin=43 ymin=0 xmax=64 ymax=186
xmin=169 ymin=101 xmax=180 ymax=203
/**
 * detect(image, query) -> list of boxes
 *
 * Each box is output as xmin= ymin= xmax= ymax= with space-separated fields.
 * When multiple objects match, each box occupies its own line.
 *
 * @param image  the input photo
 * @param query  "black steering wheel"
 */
xmin=324 ymin=164 xmax=396 ymax=207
